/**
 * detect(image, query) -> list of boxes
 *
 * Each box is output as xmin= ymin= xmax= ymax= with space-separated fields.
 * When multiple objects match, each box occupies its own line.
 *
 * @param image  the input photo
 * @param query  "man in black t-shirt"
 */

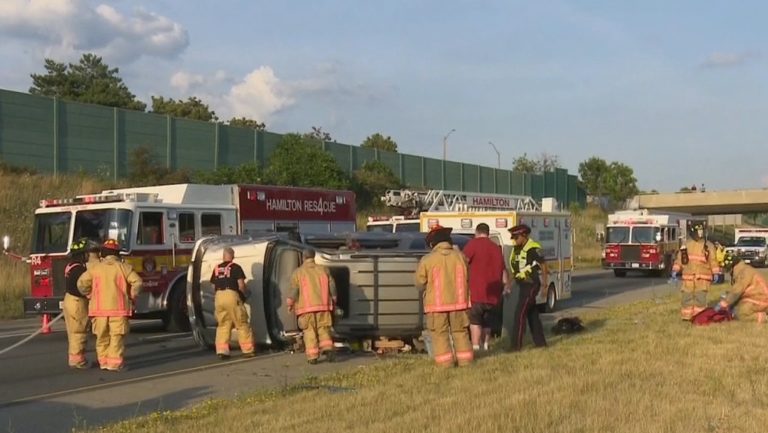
xmin=63 ymin=238 xmax=90 ymax=369
xmin=211 ymin=247 xmax=255 ymax=359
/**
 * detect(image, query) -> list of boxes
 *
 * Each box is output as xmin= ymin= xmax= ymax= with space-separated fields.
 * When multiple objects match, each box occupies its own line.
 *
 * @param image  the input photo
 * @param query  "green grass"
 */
xmin=83 ymin=285 xmax=768 ymax=433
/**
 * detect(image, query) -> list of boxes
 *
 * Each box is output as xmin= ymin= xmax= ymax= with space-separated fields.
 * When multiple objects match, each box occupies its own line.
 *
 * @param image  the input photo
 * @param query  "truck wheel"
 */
xmin=163 ymin=282 xmax=191 ymax=332
xmin=537 ymin=284 xmax=557 ymax=313
xmin=613 ymin=270 xmax=627 ymax=278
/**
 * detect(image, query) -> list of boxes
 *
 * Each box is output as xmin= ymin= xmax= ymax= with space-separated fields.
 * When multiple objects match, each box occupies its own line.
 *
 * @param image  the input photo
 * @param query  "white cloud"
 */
xmin=170 ymin=71 xmax=205 ymax=93
xmin=225 ymin=66 xmax=295 ymax=122
xmin=701 ymin=51 xmax=755 ymax=68
xmin=0 ymin=0 xmax=189 ymax=63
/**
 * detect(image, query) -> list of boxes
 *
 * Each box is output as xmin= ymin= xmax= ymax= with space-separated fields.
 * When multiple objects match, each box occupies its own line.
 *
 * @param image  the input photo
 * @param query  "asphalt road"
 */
xmin=0 ymin=269 xmax=672 ymax=433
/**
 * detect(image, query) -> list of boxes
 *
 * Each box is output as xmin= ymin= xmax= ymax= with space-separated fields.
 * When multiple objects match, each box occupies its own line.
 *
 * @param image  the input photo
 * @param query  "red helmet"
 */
xmin=102 ymin=239 xmax=121 ymax=251
xmin=425 ymin=224 xmax=452 ymax=245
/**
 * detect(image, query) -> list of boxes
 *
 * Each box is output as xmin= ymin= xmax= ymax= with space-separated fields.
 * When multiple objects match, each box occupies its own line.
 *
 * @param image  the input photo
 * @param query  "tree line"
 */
xmin=27 ymin=52 xmax=641 ymax=209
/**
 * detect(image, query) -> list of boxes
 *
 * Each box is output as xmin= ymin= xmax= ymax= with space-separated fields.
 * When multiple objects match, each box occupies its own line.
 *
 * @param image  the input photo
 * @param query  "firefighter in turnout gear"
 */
xmin=211 ymin=247 xmax=255 ymax=359
xmin=287 ymin=249 xmax=337 ymax=364
xmin=672 ymin=222 xmax=720 ymax=320
xmin=63 ymin=238 xmax=90 ymax=369
xmin=719 ymin=252 xmax=768 ymax=323
xmin=415 ymin=225 xmax=473 ymax=368
xmin=506 ymin=224 xmax=548 ymax=351
xmin=77 ymin=240 xmax=143 ymax=371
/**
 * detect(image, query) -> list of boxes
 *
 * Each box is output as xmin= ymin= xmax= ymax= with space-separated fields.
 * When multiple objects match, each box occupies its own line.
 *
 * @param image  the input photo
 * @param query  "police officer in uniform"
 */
xmin=211 ymin=247 xmax=255 ymax=359
xmin=672 ymin=221 xmax=719 ymax=320
xmin=286 ymin=249 xmax=337 ymax=364
xmin=415 ymin=225 xmax=473 ymax=368
xmin=506 ymin=224 xmax=547 ymax=351
xmin=77 ymin=239 xmax=143 ymax=371
xmin=63 ymin=238 xmax=90 ymax=369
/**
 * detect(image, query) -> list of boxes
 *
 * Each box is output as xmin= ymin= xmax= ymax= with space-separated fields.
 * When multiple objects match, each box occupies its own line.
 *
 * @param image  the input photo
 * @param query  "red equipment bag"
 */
xmin=691 ymin=308 xmax=733 ymax=326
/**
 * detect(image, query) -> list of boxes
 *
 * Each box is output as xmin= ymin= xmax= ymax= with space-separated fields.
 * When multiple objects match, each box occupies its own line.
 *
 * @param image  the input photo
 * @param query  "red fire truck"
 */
xmin=7 ymin=184 xmax=355 ymax=331
xmin=601 ymin=209 xmax=688 ymax=278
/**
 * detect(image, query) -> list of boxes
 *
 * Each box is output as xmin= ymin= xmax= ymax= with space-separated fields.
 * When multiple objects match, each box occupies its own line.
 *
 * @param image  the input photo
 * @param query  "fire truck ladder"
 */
xmin=381 ymin=189 xmax=541 ymax=213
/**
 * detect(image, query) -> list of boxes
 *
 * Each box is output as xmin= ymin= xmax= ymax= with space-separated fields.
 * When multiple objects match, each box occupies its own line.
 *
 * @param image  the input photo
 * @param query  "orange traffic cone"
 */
xmin=41 ymin=313 xmax=51 ymax=334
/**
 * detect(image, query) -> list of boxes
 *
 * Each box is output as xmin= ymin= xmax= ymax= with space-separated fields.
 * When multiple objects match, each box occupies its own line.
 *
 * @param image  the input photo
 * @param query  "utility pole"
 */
xmin=489 ymin=141 xmax=501 ymax=169
xmin=442 ymin=129 xmax=455 ymax=160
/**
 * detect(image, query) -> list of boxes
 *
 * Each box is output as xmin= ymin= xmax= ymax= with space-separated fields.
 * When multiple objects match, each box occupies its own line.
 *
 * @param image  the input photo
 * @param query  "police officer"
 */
xmin=719 ymin=252 xmax=768 ymax=323
xmin=77 ymin=240 xmax=143 ymax=371
xmin=506 ymin=224 xmax=547 ymax=351
xmin=415 ymin=225 xmax=473 ymax=368
xmin=63 ymin=238 xmax=90 ymax=369
xmin=286 ymin=249 xmax=337 ymax=364
xmin=672 ymin=221 xmax=719 ymax=320
xmin=211 ymin=247 xmax=255 ymax=359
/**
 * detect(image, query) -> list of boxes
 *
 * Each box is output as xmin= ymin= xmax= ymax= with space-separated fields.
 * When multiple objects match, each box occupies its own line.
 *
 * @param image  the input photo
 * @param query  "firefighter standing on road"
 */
xmin=506 ymin=224 xmax=548 ymax=351
xmin=672 ymin=222 xmax=719 ymax=320
xmin=211 ymin=247 xmax=255 ymax=359
xmin=63 ymin=238 xmax=90 ymax=369
xmin=719 ymin=252 xmax=768 ymax=323
xmin=286 ymin=249 xmax=337 ymax=364
xmin=77 ymin=240 xmax=143 ymax=371
xmin=415 ymin=225 xmax=473 ymax=368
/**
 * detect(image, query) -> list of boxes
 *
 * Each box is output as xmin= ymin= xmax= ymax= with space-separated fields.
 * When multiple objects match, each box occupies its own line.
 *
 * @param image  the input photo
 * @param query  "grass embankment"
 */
xmin=87 ymin=285 xmax=768 ymax=433
xmin=0 ymin=172 xmax=111 ymax=319
xmin=571 ymin=204 xmax=606 ymax=268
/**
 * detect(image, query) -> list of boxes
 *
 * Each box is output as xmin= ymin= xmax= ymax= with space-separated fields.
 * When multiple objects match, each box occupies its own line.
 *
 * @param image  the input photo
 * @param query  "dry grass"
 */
xmin=85 ymin=285 xmax=768 ymax=433
xmin=572 ymin=204 xmax=606 ymax=268
xmin=0 ymin=172 xmax=113 ymax=318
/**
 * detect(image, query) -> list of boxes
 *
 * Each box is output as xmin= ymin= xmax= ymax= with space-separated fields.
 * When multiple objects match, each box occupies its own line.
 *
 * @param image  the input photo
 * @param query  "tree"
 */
xmin=361 ymin=133 xmax=398 ymax=153
xmin=29 ymin=53 xmax=146 ymax=110
xmin=603 ymin=162 xmax=639 ymax=204
xmin=303 ymin=126 xmax=332 ymax=142
xmin=228 ymin=117 xmax=266 ymax=131
xmin=265 ymin=134 xmax=349 ymax=189
xmin=512 ymin=152 xmax=561 ymax=173
xmin=193 ymin=162 xmax=264 ymax=184
xmin=151 ymin=96 xmax=218 ymax=122
xmin=128 ymin=145 xmax=190 ymax=186
xmin=352 ymin=161 xmax=402 ymax=210
xmin=578 ymin=157 xmax=611 ymax=197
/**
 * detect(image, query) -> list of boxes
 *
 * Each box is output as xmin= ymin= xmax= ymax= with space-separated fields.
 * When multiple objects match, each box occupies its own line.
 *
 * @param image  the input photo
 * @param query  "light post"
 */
xmin=442 ymin=128 xmax=455 ymax=160
xmin=489 ymin=141 xmax=501 ymax=169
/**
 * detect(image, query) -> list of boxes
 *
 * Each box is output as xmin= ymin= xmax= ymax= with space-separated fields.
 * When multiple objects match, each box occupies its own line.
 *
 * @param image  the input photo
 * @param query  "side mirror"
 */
xmin=596 ymin=232 xmax=605 ymax=245
xmin=2 ymin=235 xmax=9 ymax=252
xmin=655 ymin=233 xmax=662 ymax=242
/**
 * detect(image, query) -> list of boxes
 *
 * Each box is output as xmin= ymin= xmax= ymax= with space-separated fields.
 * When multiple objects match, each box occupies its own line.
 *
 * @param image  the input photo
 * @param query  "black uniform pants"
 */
xmin=509 ymin=283 xmax=547 ymax=351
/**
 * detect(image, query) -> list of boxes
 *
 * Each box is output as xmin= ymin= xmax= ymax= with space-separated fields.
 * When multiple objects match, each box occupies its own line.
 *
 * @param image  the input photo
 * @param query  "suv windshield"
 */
xmin=736 ymin=237 xmax=767 ymax=247
xmin=32 ymin=212 xmax=71 ymax=254
xmin=73 ymin=209 xmax=133 ymax=250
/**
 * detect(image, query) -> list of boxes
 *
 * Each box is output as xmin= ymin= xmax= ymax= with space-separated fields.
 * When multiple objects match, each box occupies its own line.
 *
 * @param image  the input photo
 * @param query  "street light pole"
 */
xmin=489 ymin=141 xmax=501 ymax=169
xmin=443 ymin=129 xmax=455 ymax=160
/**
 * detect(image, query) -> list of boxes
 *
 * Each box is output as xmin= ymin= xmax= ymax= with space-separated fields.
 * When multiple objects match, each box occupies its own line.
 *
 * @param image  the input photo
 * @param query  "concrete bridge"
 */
xmin=630 ymin=189 xmax=768 ymax=215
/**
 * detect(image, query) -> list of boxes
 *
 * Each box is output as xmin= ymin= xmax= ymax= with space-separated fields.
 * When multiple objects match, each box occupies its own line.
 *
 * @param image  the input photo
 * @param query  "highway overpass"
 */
xmin=630 ymin=189 xmax=768 ymax=215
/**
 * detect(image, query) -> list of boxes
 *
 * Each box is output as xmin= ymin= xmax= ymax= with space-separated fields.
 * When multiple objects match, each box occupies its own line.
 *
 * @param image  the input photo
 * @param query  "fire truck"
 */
xmin=371 ymin=189 xmax=571 ymax=312
xmin=602 ymin=209 xmax=688 ymax=277
xmin=9 ymin=184 xmax=355 ymax=331
xmin=365 ymin=215 xmax=421 ymax=233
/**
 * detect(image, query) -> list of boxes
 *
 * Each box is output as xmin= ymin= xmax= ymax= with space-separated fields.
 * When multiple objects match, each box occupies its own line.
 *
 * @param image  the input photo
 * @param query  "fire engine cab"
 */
xmin=14 ymin=184 xmax=355 ymax=331
xmin=602 ymin=209 xmax=688 ymax=277
xmin=365 ymin=215 xmax=420 ymax=233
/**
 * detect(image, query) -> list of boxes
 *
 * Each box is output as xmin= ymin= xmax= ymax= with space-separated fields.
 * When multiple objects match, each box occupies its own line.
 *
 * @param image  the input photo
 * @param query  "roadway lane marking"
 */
xmin=0 ymin=351 xmax=290 ymax=408
xmin=137 ymin=332 xmax=192 ymax=342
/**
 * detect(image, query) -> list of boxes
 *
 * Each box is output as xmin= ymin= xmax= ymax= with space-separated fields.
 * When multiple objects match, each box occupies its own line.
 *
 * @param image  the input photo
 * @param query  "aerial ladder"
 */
xmin=380 ymin=189 xmax=541 ymax=215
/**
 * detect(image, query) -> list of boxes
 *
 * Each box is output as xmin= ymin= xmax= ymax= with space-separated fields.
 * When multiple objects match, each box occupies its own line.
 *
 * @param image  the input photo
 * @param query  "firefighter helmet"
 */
xmin=425 ymin=224 xmax=452 ymax=246
xmin=101 ymin=239 xmax=121 ymax=256
xmin=723 ymin=251 xmax=741 ymax=271
xmin=68 ymin=238 xmax=88 ymax=258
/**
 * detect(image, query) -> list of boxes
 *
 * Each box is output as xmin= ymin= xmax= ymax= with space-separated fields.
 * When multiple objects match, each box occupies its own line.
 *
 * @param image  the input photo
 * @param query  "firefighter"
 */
xmin=672 ymin=222 xmax=719 ymax=320
xmin=506 ymin=224 xmax=547 ymax=351
xmin=719 ymin=252 xmax=768 ymax=323
xmin=86 ymin=240 xmax=101 ymax=269
xmin=63 ymin=238 xmax=90 ymax=369
xmin=77 ymin=240 xmax=143 ymax=371
xmin=286 ymin=249 xmax=337 ymax=364
xmin=415 ymin=225 xmax=473 ymax=368
xmin=211 ymin=247 xmax=255 ymax=359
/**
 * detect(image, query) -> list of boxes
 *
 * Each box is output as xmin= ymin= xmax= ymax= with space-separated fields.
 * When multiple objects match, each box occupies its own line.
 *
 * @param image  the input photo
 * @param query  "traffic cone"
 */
xmin=41 ymin=313 xmax=51 ymax=334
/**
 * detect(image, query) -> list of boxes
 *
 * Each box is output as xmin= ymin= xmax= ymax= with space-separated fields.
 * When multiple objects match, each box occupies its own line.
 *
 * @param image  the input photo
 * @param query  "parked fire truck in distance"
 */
xmin=602 ymin=209 xmax=688 ymax=278
xmin=14 ymin=184 xmax=355 ymax=331
xmin=419 ymin=197 xmax=572 ymax=313
xmin=187 ymin=233 xmax=431 ymax=349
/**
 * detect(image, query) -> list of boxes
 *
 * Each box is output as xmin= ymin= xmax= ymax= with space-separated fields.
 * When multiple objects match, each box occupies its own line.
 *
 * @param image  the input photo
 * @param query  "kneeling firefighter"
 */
xmin=718 ymin=252 xmax=768 ymax=323
xmin=672 ymin=221 xmax=720 ymax=320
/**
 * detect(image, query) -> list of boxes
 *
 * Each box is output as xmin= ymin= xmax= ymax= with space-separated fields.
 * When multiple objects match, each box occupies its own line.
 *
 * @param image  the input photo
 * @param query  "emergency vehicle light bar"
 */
xmin=39 ymin=192 xmax=159 ymax=208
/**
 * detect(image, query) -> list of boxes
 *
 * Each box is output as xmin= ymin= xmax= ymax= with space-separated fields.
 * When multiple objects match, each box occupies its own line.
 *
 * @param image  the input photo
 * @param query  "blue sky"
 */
xmin=1 ymin=0 xmax=767 ymax=192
